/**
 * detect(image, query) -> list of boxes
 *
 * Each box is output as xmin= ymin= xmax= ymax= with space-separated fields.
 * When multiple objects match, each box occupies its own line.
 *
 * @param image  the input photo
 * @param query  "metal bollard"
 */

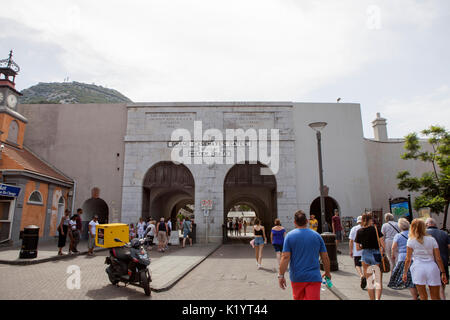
xmin=320 ymin=232 xmax=339 ymax=271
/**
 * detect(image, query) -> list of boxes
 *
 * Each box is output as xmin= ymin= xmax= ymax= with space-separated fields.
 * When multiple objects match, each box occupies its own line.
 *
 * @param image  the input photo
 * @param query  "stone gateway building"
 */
xmin=15 ymin=100 xmax=446 ymax=244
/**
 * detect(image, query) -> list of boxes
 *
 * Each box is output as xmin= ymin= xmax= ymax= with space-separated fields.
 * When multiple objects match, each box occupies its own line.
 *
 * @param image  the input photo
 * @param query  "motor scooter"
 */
xmin=105 ymin=238 xmax=152 ymax=296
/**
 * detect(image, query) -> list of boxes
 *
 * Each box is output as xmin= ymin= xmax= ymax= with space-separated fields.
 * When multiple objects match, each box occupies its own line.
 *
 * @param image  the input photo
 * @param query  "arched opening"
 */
xmin=309 ymin=196 xmax=340 ymax=233
xmin=224 ymin=162 xmax=277 ymax=243
xmin=82 ymin=187 xmax=109 ymax=224
xmin=56 ymin=196 xmax=65 ymax=230
xmin=142 ymin=162 xmax=195 ymax=230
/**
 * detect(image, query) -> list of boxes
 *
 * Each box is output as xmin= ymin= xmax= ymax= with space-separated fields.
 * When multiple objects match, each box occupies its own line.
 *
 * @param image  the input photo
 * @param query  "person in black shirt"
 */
xmin=355 ymin=212 xmax=386 ymax=300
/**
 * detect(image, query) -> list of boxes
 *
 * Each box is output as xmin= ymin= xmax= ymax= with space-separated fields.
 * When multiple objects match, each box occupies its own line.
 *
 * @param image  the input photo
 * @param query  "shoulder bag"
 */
xmin=374 ymin=225 xmax=390 ymax=273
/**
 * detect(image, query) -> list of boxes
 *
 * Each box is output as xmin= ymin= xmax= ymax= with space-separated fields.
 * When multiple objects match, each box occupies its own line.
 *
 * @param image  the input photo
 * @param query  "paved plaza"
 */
xmin=0 ymin=239 xmax=448 ymax=300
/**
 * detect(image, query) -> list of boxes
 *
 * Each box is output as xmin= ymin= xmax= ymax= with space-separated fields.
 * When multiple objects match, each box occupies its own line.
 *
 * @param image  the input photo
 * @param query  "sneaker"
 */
xmin=257 ymin=263 xmax=261 ymax=269
xmin=361 ymin=277 xmax=367 ymax=289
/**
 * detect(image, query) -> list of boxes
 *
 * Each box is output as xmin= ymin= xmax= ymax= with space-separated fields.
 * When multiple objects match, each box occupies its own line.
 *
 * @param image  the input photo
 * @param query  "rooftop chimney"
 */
xmin=372 ymin=112 xmax=388 ymax=142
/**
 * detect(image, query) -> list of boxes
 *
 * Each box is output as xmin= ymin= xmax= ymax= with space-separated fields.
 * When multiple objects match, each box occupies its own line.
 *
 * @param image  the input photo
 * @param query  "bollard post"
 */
xmin=320 ymin=232 xmax=339 ymax=271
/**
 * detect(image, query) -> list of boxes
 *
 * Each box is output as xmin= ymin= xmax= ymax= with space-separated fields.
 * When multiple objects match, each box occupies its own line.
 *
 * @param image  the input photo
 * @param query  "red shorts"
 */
xmin=291 ymin=282 xmax=321 ymax=300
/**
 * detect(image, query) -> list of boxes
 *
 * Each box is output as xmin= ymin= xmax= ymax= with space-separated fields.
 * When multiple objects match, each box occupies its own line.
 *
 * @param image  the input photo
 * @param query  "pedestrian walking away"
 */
xmin=349 ymin=215 xmax=366 ymax=289
xmin=387 ymin=218 xmax=418 ymax=299
xmin=278 ymin=210 xmax=331 ymax=300
xmin=57 ymin=209 xmax=71 ymax=255
xmin=182 ymin=217 xmax=193 ymax=248
xmin=355 ymin=212 xmax=386 ymax=300
xmin=156 ymin=217 xmax=168 ymax=252
xmin=425 ymin=218 xmax=450 ymax=300
xmin=382 ymin=213 xmax=400 ymax=270
xmin=271 ymin=219 xmax=286 ymax=271
xmin=144 ymin=220 xmax=156 ymax=248
xmin=74 ymin=208 xmax=83 ymax=251
xmin=88 ymin=215 xmax=99 ymax=255
xmin=403 ymin=219 xmax=448 ymax=300
xmin=332 ymin=209 xmax=343 ymax=254
xmin=253 ymin=218 xmax=267 ymax=269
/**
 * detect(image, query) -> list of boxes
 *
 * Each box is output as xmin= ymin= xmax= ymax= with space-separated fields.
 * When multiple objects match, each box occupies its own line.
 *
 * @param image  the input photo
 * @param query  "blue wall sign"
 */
xmin=0 ymin=184 xmax=21 ymax=197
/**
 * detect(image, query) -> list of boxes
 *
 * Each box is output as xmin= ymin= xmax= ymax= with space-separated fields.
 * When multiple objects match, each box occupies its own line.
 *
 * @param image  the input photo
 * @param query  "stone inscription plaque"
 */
xmin=223 ymin=112 xmax=275 ymax=130
xmin=145 ymin=112 xmax=196 ymax=133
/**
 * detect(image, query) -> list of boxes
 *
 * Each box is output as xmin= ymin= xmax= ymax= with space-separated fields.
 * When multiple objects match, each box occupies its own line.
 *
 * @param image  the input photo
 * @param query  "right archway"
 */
xmin=309 ymin=196 xmax=340 ymax=234
xmin=224 ymin=162 xmax=277 ymax=242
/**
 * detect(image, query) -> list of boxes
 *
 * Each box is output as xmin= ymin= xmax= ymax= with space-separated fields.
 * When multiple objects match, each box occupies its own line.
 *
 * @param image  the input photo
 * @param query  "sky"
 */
xmin=0 ymin=0 xmax=449 ymax=138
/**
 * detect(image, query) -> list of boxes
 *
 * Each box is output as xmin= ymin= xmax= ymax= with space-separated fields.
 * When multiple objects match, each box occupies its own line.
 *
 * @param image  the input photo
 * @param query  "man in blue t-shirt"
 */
xmin=278 ymin=210 xmax=331 ymax=300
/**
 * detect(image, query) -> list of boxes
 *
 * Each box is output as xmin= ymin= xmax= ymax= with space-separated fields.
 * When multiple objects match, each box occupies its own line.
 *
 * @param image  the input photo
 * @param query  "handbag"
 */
xmin=374 ymin=225 xmax=390 ymax=273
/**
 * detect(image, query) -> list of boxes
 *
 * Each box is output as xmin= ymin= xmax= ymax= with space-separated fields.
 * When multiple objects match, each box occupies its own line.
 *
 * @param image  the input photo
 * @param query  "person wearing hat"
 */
xmin=88 ymin=215 xmax=99 ymax=256
xmin=349 ymin=215 xmax=366 ymax=289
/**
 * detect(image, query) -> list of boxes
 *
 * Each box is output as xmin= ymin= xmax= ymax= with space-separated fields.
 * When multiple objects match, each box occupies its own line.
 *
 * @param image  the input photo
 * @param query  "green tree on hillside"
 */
xmin=396 ymin=125 xmax=450 ymax=230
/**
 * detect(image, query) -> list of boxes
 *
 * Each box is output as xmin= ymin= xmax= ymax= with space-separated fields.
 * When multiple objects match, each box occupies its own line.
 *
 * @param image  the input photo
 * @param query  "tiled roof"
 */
xmin=2 ymin=144 xmax=73 ymax=183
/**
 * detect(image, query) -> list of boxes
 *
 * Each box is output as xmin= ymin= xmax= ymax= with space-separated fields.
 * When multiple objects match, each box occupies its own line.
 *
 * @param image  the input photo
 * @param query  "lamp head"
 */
xmin=308 ymin=122 xmax=328 ymax=132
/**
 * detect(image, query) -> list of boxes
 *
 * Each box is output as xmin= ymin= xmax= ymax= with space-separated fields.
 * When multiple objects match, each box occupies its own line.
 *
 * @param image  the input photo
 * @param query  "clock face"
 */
xmin=7 ymin=94 xmax=18 ymax=109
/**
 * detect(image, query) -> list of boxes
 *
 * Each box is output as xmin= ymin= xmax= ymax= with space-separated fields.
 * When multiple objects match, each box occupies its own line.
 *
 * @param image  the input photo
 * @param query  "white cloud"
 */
xmin=379 ymin=85 xmax=450 ymax=138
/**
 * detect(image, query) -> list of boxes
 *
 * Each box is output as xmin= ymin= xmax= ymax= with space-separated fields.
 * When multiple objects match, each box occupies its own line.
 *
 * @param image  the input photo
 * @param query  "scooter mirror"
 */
xmin=114 ymin=238 xmax=123 ymax=243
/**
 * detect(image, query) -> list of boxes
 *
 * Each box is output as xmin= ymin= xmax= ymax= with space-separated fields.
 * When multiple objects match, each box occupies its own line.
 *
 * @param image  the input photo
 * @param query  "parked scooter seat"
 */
xmin=112 ymin=247 xmax=132 ymax=261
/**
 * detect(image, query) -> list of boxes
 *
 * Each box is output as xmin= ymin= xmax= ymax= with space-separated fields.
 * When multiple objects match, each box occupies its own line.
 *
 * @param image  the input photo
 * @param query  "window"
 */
xmin=28 ymin=191 xmax=43 ymax=205
xmin=58 ymin=196 xmax=65 ymax=206
xmin=7 ymin=120 xmax=19 ymax=144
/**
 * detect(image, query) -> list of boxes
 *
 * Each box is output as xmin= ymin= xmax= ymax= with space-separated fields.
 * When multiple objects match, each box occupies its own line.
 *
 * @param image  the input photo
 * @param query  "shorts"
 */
xmin=335 ymin=230 xmax=343 ymax=241
xmin=354 ymin=256 xmax=362 ymax=267
xmin=410 ymin=261 xmax=442 ymax=286
xmin=88 ymin=234 xmax=96 ymax=249
xmin=183 ymin=229 xmax=191 ymax=238
xmin=361 ymin=249 xmax=382 ymax=266
xmin=291 ymin=282 xmax=321 ymax=300
xmin=273 ymin=244 xmax=283 ymax=252
xmin=157 ymin=231 xmax=167 ymax=243
xmin=254 ymin=237 xmax=264 ymax=246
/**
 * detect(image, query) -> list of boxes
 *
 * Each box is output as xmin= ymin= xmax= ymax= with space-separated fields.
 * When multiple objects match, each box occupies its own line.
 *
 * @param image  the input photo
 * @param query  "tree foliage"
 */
xmin=397 ymin=125 xmax=450 ymax=228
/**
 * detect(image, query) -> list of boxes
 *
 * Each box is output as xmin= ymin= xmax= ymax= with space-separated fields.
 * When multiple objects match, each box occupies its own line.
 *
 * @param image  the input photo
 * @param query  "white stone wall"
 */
xmin=291 ymin=103 xmax=373 ymax=230
xmin=121 ymin=103 xmax=297 ymax=243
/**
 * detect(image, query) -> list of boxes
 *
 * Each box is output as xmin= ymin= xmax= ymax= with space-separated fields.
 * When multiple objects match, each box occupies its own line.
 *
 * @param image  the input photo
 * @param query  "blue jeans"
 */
xmin=361 ymin=249 xmax=382 ymax=265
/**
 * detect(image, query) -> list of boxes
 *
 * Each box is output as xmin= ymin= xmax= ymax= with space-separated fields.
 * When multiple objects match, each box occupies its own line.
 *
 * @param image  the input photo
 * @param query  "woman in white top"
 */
xmin=403 ymin=219 xmax=448 ymax=300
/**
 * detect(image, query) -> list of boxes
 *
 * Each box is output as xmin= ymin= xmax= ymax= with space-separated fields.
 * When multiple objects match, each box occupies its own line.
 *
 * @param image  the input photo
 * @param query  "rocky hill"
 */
xmin=19 ymin=81 xmax=132 ymax=104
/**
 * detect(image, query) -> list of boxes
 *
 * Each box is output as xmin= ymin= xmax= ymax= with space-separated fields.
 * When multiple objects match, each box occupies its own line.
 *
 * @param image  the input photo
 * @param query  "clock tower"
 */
xmin=0 ymin=50 xmax=22 ymax=110
xmin=0 ymin=50 xmax=27 ymax=148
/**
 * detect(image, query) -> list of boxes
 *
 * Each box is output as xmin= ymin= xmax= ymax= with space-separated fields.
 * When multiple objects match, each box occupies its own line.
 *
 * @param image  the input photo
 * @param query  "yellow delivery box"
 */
xmin=96 ymin=223 xmax=129 ymax=248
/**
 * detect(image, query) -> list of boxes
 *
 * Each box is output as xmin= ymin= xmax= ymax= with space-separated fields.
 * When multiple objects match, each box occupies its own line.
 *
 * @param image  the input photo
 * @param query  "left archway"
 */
xmin=142 ymin=162 xmax=195 ymax=228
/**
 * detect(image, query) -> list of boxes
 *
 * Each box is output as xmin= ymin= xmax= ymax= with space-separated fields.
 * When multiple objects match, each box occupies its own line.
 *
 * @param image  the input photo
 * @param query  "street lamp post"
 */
xmin=309 ymin=122 xmax=328 ymax=233
xmin=309 ymin=121 xmax=338 ymax=271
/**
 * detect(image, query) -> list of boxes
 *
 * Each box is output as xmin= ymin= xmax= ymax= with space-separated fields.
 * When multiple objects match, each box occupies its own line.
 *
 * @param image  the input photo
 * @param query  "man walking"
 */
xmin=88 ymin=215 xmax=99 ymax=256
xmin=156 ymin=217 xmax=168 ymax=252
xmin=426 ymin=218 xmax=450 ymax=300
xmin=278 ymin=210 xmax=331 ymax=300
xmin=332 ymin=209 xmax=343 ymax=254
xmin=349 ymin=216 xmax=366 ymax=289
xmin=74 ymin=208 xmax=83 ymax=252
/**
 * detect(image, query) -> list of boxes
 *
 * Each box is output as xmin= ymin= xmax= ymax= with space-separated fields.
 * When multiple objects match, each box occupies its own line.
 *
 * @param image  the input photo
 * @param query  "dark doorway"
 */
xmin=223 ymin=162 xmax=277 ymax=243
xmin=142 ymin=162 xmax=194 ymax=229
xmin=309 ymin=196 xmax=339 ymax=233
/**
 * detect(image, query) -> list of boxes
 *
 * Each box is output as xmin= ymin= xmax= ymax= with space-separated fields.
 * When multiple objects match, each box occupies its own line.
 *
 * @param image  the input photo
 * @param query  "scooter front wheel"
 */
xmin=140 ymin=270 xmax=151 ymax=296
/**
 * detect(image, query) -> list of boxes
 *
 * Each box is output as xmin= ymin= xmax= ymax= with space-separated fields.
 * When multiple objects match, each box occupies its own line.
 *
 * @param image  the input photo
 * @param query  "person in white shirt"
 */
xmin=403 ymin=219 xmax=448 ymax=300
xmin=349 ymin=216 xmax=366 ymax=289
xmin=144 ymin=220 xmax=156 ymax=247
xmin=137 ymin=218 xmax=146 ymax=239
xmin=88 ymin=215 xmax=99 ymax=256
xmin=381 ymin=213 xmax=400 ymax=269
